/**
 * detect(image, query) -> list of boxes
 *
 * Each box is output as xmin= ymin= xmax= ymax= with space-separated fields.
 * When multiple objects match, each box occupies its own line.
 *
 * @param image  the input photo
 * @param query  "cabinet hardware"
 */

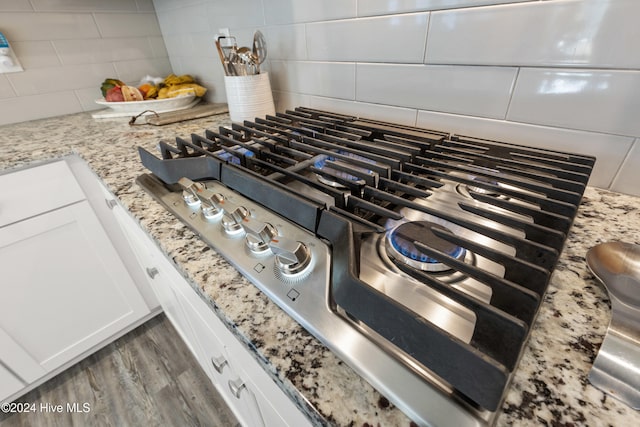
xmin=105 ymin=198 xmax=118 ymax=209
xmin=146 ymin=267 xmax=159 ymax=279
xmin=211 ymin=355 xmax=228 ymax=373
xmin=228 ymin=378 xmax=246 ymax=399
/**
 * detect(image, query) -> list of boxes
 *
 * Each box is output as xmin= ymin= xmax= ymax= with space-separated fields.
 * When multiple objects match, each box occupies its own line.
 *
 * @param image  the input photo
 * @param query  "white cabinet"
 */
xmin=107 ymin=187 xmax=312 ymax=427
xmin=0 ymin=363 xmax=24 ymax=401
xmin=175 ymin=277 xmax=266 ymax=427
xmin=0 ymin=159 xmax=156 ymax=404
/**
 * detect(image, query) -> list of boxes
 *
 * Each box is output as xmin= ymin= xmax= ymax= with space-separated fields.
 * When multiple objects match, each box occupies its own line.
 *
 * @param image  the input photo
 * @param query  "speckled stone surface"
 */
xmin=1 ymin=111 xmax=639 ymax=427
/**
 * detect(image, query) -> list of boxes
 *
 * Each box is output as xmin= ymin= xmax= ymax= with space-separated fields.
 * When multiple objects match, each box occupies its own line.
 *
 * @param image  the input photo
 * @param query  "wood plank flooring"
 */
xmin=0 ymin=314 xmax=240 ymax=427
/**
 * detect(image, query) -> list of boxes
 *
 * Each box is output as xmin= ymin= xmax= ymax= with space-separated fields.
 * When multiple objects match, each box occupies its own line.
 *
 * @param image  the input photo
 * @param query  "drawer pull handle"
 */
xmin=146 ymin=267 xmax=159 ymax=279
xmin=228 ymin=378 xmax=246 ymax=399
xmin=211 ymin=356 xmax=228 ymax=373
xmin=105 ymin=198 xmax=118 ymax=209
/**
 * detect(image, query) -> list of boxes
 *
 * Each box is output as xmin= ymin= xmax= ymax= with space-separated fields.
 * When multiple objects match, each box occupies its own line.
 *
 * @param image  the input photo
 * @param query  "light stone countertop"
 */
xmin=1 ymin=111 xmax=639 ymax=427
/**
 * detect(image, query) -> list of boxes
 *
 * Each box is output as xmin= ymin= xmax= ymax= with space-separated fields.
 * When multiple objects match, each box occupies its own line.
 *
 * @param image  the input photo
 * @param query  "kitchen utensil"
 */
xmin=214 ymin=38 xmax=230 ymax=75
xmin=586 ymin=241 xmax=640 ymax=409
xmin=237 ymin=46 xmax=259 ymax=74
xmin=252 ymin=30 xmax=267 ymax=64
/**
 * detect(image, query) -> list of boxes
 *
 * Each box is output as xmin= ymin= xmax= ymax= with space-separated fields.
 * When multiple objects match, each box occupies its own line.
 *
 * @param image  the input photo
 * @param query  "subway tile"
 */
xmin=426 ymin=0 xmax=640 ymax=69
xmin=10 ymin=41 xmax=61 ymax=69
xmin=205 ymin=0 xmax=265 ymax=29
xmin=53 ymin=38 xmax=154 ymax=65
xmin=94 ymin=12 xmax=162 ymax=38
xmin=135 ymin=0 xmax=155 ymax=12
xmin=306 ymin=13 xmax=428 ymax=63
xmin=358 ymin=0 xmax=533 ymax=16
xmin=156 ymin=3 xmax=208 ymax=35
xmin=0 ymin=75 xmax=16 ymax=99
xmin=148 ymin=36 xmax=169 ymax=58
xmin=507 ymin=68 xmax=640 ymax=137
xmin=75 ymin=86 xmax=105 ymax=110
xmin=30 ymin=0 xmax=138 ymax=11
xmin=265 ymin=25 xmax=307 ymax=60
xmin=0 ymin=91 xmax=82 ymax=126
xmin=356 ymin=63 xmax=517 ymax=119
xmin=0 ymin=0 xmax=34 ymax=12
xmin=307 ymin=96 xmax=419 ymax=126
xmin=610 ymin=139 xmax=640 ymax=196
xmin=8 ymin=63 xmax=117 ymax=96
xmin=0 ymin=12 xmax=99 ymax=41
xmin=264 ymin=0 xmax=356 ymax=25
xmin=272 ymin=90 xmax=310 ymax=113
xmin=415 ymin=109 xmax=635 ymax=189
xmin=270 ymin=60 xmax=355 ymax=100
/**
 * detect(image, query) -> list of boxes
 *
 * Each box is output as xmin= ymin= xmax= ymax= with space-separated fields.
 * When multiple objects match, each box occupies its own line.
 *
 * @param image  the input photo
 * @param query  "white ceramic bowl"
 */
xmin=94 ymin=94 xmax=197 ymax=114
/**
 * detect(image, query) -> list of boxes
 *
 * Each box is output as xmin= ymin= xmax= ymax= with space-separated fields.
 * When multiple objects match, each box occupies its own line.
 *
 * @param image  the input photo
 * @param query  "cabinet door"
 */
xmin=0 ymin=201 xmax=150 ymax=378
xmin=103 ymin=198 xmax=199 ymax=358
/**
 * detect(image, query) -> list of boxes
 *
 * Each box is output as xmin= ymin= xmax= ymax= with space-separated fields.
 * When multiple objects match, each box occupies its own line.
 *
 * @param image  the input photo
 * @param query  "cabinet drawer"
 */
xmin=0 ymin=161 xmax=85 ymax=228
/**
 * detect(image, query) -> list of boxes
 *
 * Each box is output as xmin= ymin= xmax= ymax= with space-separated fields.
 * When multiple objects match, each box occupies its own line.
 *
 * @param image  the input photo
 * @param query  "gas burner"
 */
xmin=455 ymin=175 xmax=506 ymax=200
xmin=385 ymin=221 xmax=466 ymax=272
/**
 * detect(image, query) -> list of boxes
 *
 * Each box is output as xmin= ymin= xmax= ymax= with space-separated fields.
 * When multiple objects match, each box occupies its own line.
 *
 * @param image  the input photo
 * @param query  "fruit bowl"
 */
xmin=94 ymin=94 xmax=198 ymax=115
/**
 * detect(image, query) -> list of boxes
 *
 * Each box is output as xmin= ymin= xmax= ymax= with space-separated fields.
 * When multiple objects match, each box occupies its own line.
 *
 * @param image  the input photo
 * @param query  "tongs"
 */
xmin=215 ymin=35 xmax=238 ymax=76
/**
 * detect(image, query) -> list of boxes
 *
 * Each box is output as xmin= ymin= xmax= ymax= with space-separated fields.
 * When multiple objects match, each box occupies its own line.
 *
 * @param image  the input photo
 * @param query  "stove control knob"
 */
xmin=200 ymin=192 xmax=225 ymax=221
xmin=220 ymin=201 xmax=249 ymax=235
xmin=269 ymin=236 xmax=312 ymax=277
xmin=178 ymin=177 xmax=204 ymax=207
xmin=241 ymin=217 xmax=277 ymax=255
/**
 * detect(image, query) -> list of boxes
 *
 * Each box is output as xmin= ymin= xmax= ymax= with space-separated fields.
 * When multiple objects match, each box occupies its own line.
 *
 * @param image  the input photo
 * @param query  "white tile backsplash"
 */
xmin=0 ymin=12 xmax=100 ymax=40
xmin=358 ymin=0 xmax=535 ymax=15
xmin=8 ymin=63 xmax=117 ymax=96
xmin=93 ymin=12 xmax=161 ymax=38
xmin=356 ymin=63 xmax=517 ymax=119
xmin=54 ymin=38 xmax=154 ymax=65
xmin=265 ymin=25 xmax=308 ymax=60
xmin=270 ymin=60 xmax=355 ymax=99
xmin=0 ymin=0 xmax=34 ymax=11
xmin=0 ymin=92 xmax=81 ymax=126
xmin=0 ymin=3 xmax=170 ymax=122
xmin=507 ymin=68 xmax=640 ymax=137
xmin=263 ymin=0 xmax=357 ymax=25
xmin=0 ymin=75 xmax=16 ymax=99
xmin=30 ymin=0 xmax=139 ymax=12
xmin=426 ymin=0 xmax=640 ymax=69
xmin=306 ymin=13 xmax=429 ymax=63
xmin=1 ymin=0 xmax=638 ymax=196
xmin=10 ymin=41 xmax=61 ymax=69
xmin=610 ymin=139 xmax=640 ymax=196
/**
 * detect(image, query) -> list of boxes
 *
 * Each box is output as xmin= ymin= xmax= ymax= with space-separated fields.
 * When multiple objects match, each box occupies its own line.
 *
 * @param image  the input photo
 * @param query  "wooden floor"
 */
xmin=0 ymin=314 xmax=239 ymax=427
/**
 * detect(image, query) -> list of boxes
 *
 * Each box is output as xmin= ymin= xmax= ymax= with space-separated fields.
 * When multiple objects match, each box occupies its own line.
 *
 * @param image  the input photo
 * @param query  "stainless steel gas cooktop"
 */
xmin=136 ymin=107 xmax=595 ymax=426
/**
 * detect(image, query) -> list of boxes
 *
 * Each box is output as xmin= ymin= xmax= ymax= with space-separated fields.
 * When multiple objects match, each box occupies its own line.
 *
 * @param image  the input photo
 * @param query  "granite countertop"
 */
xmin=1 ymin=111 xmax=639 ymax=426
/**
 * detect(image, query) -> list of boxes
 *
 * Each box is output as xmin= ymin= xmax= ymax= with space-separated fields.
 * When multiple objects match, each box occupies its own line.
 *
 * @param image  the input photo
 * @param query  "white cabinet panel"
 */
xmin=0 ymin=160 xmax=84 ymax=228
xmin=0 ymin=201 xmax=150 ymax=374
xmin=357 ymin=63 xmax=517 ymax=119
xmin=0 ymin=363 xmax=24 ymax=403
